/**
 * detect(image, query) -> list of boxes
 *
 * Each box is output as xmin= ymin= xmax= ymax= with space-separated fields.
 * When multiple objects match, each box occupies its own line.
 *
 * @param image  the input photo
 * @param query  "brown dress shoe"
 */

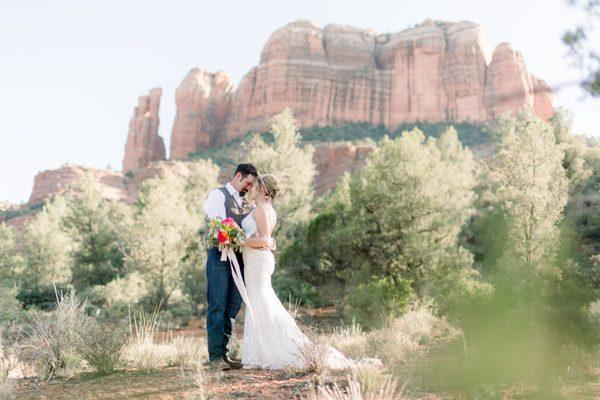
xmin=224 ymin=354 xmax=242 ymax=369
xmin=209 ymin=358 xmax=230 ymax=371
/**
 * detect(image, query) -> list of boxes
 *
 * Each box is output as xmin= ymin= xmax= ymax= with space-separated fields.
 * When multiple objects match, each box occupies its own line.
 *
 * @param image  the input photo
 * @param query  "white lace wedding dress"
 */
xmin=240 ymin=211 xmax=373 ymax=370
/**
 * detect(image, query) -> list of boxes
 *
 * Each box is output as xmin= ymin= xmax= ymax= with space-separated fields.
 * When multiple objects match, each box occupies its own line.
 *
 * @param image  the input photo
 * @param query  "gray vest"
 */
xmin=205 ymin=187 xmax=252 ymax=248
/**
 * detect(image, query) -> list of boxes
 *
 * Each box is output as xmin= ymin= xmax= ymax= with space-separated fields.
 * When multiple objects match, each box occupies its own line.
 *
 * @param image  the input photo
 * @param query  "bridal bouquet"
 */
xmin=207 ymin=217 xmax=246 ymax=253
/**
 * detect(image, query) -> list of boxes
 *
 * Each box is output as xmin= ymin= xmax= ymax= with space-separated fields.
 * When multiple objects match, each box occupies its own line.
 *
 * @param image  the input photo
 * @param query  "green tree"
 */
xmin=62 ymin=175 xmax=130 ymax=289
xmin=0 ymin=223 xmax=22 ymax=284
xmin=282 ymin=128 xmax=488 ymax=325
xmin=244 ymin=108 xmax=316 ymax=241
xmin=355 ymin=128 xmax=480 ymax=295
xmin=182 ymin=159 xmax=221 ymax=221
xmin=21 ymin=196 xmax=73 ymax=289
xmin=490 ymin=113 xmax=569 ymax=269
xmin=550 ymin=109 xmax=592 ymax=193
xmin=584 ymin=142 xmax=600 ymax=193
xmin=125 ymin=172 xmax=200 ymax=308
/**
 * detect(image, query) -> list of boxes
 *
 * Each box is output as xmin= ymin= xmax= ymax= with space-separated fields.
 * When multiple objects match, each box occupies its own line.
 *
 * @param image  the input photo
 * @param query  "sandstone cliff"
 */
xmin=122 ymin=88 xmax=166 ymax=172
xmin=28 ymin=165 xmax=128 ymax=205
xmin=169 ymin=19 xmax=553 ymax=157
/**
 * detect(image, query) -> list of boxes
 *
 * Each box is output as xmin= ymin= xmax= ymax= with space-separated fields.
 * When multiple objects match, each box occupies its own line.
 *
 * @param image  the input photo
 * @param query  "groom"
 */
xmin=203 ymin=163 xmax=269 ymax=370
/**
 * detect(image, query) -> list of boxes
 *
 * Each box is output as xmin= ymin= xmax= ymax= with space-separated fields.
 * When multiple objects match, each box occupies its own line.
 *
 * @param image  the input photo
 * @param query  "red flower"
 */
xmin=222 ymin=217 xmax=235 ymax=227
xmin=217 ymin=230 xmax=230 ymax=244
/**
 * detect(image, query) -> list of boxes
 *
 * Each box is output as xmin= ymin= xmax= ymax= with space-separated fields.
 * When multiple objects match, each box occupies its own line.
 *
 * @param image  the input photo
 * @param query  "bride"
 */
xmin=240 ymin=174 xmax=368 ymax=370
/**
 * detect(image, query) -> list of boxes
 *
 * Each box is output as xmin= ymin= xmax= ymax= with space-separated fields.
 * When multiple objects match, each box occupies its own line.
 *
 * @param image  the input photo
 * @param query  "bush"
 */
xmin=273 ymin=275 xmax=324 ymax=307
xmin=90 ymin=272 xmax=148 ymax=317
xmin=346 ymin=277 xmax=412 ymax=328
xmin=25 ymin=291 xmax=87 ymax=379
xmin=76 ymin=321 xmax=124 ymax=375
xmin=0 ymin=287 xmax=26 ymax=324
xmin=16 ymin=283 xmax=74 ymax=311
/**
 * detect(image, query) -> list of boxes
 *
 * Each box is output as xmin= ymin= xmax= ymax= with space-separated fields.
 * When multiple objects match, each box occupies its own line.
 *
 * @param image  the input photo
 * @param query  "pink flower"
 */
xmin=222 ymin=217 xmax=235 ymax=227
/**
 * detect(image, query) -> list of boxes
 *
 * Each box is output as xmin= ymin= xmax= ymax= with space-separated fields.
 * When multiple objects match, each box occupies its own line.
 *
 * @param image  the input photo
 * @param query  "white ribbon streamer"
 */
xmin=221 ymin=248 xmax=256 ymax=326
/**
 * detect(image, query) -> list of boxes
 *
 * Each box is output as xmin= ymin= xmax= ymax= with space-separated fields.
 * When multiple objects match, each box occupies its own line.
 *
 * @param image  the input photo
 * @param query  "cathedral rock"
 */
xmin=16 ymin=19 xmax=556 ymax=221
xmin=163 ymin=19 xmax=553 ymax=161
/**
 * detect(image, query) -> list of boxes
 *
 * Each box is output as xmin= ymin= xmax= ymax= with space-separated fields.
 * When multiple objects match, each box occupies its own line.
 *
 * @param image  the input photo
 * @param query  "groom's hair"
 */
xmin=234 ymin=163 xmax=258 ymax=178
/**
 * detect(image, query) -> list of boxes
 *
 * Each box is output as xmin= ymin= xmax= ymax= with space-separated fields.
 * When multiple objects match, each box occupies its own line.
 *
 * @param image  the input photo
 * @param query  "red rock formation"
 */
xmin=122 ymin=88 xmax=166 ymax=172
xmin=443 ymin=21 xmax=490 ymax=121
xmin=313 ymin=143 xmax=373 ymax=195
xmin=532 ymin=76 xmax=554 ymax=121
xmin=168 ymin=20 xmax=553 ymax=158
xmin=29 ymin=165 xmax=128 ymax=204
xmin=484 ymin=43 xmax=534 ymax=119
xmin=170 ymin=69 xmax=234 ymax=157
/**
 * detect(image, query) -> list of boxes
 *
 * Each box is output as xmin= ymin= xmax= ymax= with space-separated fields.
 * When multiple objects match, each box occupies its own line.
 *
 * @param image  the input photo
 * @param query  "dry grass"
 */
xmin=326 ymin=320 xmax=368 ymax=359
xmin=0 ymin=332 xmax=18 ymax=400
xmin=365 ymin=308 xmax=459 ymax=366
xmin=309 ymin=306 xmax=458 ymax=398
xmin=298 ymin=341 xmax=330 ymax=378
xmin=284 ymin=295 xmax=302 ymax=320
xmin=123 ymin=308 xmax=171 ymax=370
xmin=306 ymin=374 xmax=401 ymax=400
xmin=168 ymin=335 xmax=207 ymax=367
xmin=123 ymin=308 xmax=207 ymax=370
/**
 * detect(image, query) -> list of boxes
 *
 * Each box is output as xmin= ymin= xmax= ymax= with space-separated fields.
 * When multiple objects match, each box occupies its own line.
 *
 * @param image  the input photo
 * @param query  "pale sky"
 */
xmin=1 ymin=0 xmax=599 ymax=203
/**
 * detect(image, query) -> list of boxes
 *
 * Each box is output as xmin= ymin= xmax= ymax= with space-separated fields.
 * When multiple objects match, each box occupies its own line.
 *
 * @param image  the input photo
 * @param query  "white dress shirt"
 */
xmin=204 ymin=182 xmax=243 ymax=220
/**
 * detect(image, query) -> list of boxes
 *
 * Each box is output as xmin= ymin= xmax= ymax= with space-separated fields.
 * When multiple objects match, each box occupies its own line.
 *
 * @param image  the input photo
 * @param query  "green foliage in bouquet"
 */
xmin=206 ymin=217 xmax=246 ymax=253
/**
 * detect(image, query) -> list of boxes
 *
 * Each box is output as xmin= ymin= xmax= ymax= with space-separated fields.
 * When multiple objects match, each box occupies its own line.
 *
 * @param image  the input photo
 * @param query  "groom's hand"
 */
xmin=257 ymin=237 xmax=276 ymax=251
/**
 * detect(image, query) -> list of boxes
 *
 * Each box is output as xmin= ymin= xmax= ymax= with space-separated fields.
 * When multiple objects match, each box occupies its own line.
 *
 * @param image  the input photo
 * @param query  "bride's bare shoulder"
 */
xmin=254 ymin=203 xmax=276 ymax=223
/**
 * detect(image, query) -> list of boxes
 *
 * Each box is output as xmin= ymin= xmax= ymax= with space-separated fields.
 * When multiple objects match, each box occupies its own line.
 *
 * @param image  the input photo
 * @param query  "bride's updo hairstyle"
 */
xmin=256 ymin=174 xmax=281 ymax=201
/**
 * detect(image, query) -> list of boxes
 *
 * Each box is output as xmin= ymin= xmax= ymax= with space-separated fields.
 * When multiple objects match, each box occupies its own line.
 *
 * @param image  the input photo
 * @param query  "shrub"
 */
xmin=346 ymin=277 xmax=412 ymax=328
xmin=0 ymin=287 xmax=26 ymax=324
xmin=76 ymin=321 xmax=124 ymax=375
xmin=16 ymin=283 xmax=74 ymax=311
xmin=90 ymin=272 xmax=148 ymax=316
xmin=24 ymin=291 xmax=87 ymax=379
xmin=273 ymin=275 xmax=324 ymax=307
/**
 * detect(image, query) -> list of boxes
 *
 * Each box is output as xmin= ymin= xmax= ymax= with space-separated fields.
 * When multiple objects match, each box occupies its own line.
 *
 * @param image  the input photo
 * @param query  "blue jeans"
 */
xmin=205 ymin=247 xmax=243 ymax=362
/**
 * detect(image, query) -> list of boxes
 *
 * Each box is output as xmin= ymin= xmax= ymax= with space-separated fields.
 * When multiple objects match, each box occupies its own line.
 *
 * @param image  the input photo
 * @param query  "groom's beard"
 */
xmin=239 ymin=188 xmax=248 ymax=197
